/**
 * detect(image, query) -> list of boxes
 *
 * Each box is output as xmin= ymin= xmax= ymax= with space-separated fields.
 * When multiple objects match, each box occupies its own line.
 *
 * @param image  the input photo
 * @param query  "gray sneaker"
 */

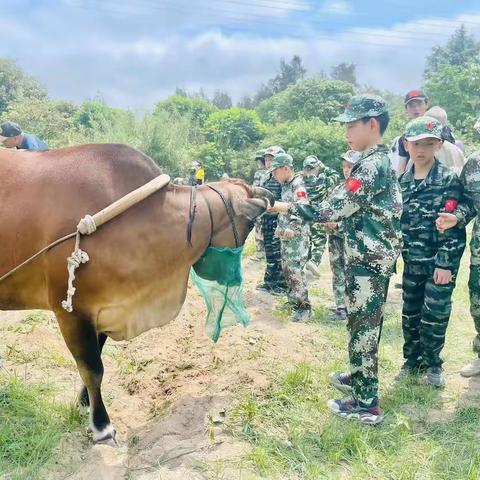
xmin=424 ymin=367 xmax=445 ymax=387
xmin=394 ymin=363 xmax=424 ymax=381
xmin=329 ymin=307 xmax=347 ymax=321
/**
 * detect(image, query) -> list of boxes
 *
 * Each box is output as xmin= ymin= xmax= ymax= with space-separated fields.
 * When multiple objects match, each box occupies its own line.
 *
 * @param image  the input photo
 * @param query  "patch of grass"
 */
xmin=0 ymin=375 xmax=85 ymax=480
xmin=242 ymin=233 xmax=257 ymax=258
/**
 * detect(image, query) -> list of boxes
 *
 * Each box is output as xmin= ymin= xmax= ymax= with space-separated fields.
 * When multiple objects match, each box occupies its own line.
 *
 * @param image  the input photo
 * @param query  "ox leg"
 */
xmin=56 ymin=311 xmax=116 ymax=446
xmin=78 ymin=332 xmax=108 ymax=408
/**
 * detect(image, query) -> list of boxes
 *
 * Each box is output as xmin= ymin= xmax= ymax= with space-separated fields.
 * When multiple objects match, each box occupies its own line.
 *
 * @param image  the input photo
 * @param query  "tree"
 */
xmin=252 ymin=55 xmax=307 ymax=105
xmin=0 ymin=58 xmax=46 ymax=115
xmin=237 ymin=95 xmax=255 ymax=109
xmin=154 ymin=94 xmax=217 ymax=127
xmin=424 ymin=63 xmax=480 ymax=135
xmin=204 ymin=108 xmax=267 ymax=151
xmin=331 ymin=63 xmax=357 ymax=85
xmin=424 ymin=25 xmax=480 ymax=78
xmin=211 ymin=90 xmax=233 ymax=109
xmin=256 ymin=78 xmax=355 ymax=124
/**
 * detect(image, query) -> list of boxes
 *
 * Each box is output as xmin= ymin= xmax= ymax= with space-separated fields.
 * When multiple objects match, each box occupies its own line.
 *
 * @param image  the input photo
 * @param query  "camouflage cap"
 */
xmin=404 ymin=116 xmax=443 ymax=141
xmin=264 ymin=145 xmax=285 ymax=157
xmin=303 ymin=155 xmax=321 ymax=169
xmin=404 ymin=89 xmax=428 ymax=105
xmin=254 ymin=149 xmax=266 ymax=160
xmin=340 ymin=149 xmax=362 ymax=165
xmin=335 ymin=94 xmax=388 ymax=123
xmin=270 ymin=152 xmax=294 ymax=171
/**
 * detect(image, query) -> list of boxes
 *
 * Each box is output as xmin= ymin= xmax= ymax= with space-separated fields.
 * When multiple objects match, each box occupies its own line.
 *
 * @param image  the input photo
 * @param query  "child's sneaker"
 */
xmin=423 ymin=367 xmax=445 ymax=387
xmin=329 ymin=307 xmax=347 ymax=321
xmin=329 ymin=371 xmax=352 ymax=394
xmin=394 ymin=362 xmax=425 ymax=381
xmin=327 ymin=396 xmax=384 ymax=425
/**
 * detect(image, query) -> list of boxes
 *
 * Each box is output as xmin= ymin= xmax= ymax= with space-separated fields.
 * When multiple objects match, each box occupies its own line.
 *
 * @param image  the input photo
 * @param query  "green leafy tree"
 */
xmin=424 ymin=25 xmax=480 ymax=78
xmin=263 ymin=118 xmax=348 ymax=173
xmin=0 ymin=59 xmax=47 ymax=115
xmin=1 ymin=97 xmax=76 ymax=148
xmin=154 ymin=94 xmax=217 ymax=126
xmin=424 ymin=63 xmax=480 ymax=136
xmin=331 ymin=62 xmax=357 ymax=85
xmin=256 ymin=78 xmax=355 ymax=124
xmin=204 ymin=107 xmax=267 ymax=151
xmin=211 ymin=90 xmax=233 ymax=109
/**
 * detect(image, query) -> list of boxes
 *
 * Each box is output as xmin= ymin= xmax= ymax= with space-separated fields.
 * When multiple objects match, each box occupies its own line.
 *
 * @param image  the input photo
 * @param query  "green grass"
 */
xmin=228 ymin=247 xmax=480 ymax=479
xmin=0 ymin=375 xmax=85 ymax=480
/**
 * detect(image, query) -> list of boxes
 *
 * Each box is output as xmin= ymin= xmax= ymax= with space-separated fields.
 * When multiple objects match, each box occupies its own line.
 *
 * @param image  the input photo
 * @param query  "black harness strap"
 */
xmin=207 ymin=185 xmax=240 ymax=248
xmin=187 ymin=185 xmax=197 ymax=246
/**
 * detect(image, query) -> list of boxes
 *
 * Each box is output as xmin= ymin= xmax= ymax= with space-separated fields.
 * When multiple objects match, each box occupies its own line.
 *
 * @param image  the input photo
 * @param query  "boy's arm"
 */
xmin=434 ymin=176 xmax=466 ymax=271
xmin=285 ymin=182 xmax=309 ymax=230
xmin=290 ymin=161 xmax=385 ymax=223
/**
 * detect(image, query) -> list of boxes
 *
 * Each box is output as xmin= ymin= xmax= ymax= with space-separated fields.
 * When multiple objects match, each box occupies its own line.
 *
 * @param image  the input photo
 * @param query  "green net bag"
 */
xmin=191 ymin=246 xmax=250 ymax=342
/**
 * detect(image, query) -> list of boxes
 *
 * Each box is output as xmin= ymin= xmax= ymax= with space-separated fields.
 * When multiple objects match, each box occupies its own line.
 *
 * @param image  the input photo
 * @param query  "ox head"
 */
xmin=207 ymin=179 xmax=274 ymax=248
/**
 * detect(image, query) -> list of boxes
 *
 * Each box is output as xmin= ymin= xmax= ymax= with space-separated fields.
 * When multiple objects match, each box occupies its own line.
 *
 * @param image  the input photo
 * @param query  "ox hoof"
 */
xmin=93 ymin=425 xmax=118 ymax=447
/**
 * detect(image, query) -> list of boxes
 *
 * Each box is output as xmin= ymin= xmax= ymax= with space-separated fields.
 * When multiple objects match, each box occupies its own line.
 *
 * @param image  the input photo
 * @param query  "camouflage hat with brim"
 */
xmin=340 ymin=150 xmax=362 ymax=165
xmin=264 ymin=145 xmax=285 ymax=157
xmin=404 ymin=116 xmax=443 ymax=142
xmin=254 ymin=149 xmax=266 ymax=160
xmin=335 ymin=94 xmax=388 ymax=123
xmin=303 ymin=155 xmax=321 ymax=169
xmin=269 ymin=152 xmax=294 ymax=171
xmin=404 ymin=89 xmax=428 ymax=105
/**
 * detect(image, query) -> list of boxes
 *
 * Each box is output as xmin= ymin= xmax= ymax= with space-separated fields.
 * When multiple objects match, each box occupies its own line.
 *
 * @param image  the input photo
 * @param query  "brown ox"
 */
xmin=0 ymin=144 xmax=273 ymax=445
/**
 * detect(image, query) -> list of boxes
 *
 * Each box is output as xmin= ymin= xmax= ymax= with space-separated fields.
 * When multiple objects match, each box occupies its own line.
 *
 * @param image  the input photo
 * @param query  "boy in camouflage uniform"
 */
xmin=303 ymin=155 xmax=341 ymax=275
xmin=252 ymin=150 xmax=267 ymax=260
xmin=397 ymin=116 xmax=466 ymax=387
xmin=271 ymin=153 xmax=311 ymax=323
xmin=326 ymin=150 xmax=362 ymax=321
xmin=437 ymin=117 xmax=480 ymax=377
xmin=271 ymin=94 xmax=402 ymax=424
xmin=256 ymin=146 xmax=288 ymax=295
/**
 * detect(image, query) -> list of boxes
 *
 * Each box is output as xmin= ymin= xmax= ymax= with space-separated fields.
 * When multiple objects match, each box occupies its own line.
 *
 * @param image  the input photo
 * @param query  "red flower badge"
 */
xmin=444 ymin=199 xmax=458 ymax=212
xmin=345 ymin=177 xmax=362 ymax=193
xmin=426 ymin=122 xmax=434 ymax=130
xmin=296 ymin=189 xmax=307 ymax=199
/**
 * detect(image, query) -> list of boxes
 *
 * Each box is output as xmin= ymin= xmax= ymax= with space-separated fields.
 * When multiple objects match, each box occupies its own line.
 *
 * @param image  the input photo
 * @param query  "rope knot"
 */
xmin=77 ymin=215 xmax=97 ymax=235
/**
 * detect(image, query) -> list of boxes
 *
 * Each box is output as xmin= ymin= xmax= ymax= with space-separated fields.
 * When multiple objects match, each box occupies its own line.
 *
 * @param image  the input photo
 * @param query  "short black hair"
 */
xmin=361 ymin=112 xmax=390 ymax=136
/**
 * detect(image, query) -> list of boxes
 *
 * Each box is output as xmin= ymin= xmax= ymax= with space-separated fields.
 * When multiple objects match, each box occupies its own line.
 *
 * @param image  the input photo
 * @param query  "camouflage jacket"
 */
xmin=399 ymin=160 xmax=466 ymax=274
xmin=261 ymin=171 xmax=282 ymax=217
xmin=290 ymin=144 xmax=403 ymax=275
xmin=253 ymin=168 xmax=267 ymax=187
xmin=305 ymin=166 xmax=341 ymax=205
xmin=277 ymin=174 xmax=310 ymax=237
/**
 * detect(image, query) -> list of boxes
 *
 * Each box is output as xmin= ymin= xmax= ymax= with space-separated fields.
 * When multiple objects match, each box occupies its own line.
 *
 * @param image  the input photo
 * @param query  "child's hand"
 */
xmin=268 ymin=202 xmax=289 ymax=214
xmin=433 ymin=268 xmax=452 ymax=285
xmin=436 ymin=213 xmax=458 ymax=233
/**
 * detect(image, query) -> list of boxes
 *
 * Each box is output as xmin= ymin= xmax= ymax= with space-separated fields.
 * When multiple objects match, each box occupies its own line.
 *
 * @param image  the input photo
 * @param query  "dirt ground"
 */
xmin=0 ymin=255 xmax=336 ymax=480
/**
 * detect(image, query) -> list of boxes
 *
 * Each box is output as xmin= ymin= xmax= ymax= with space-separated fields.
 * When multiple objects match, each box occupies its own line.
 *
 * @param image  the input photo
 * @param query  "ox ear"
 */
xmin=232 ymin=196 xmax=268 ymax=221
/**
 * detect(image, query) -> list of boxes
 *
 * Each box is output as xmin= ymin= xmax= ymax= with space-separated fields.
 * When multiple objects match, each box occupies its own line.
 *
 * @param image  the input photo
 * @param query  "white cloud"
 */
xmin=319 ymin=0 xmax=353 ymax=15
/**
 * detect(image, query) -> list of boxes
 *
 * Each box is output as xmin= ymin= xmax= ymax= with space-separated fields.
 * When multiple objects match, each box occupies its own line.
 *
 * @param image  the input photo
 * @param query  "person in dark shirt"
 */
xmin=0 ymin=121 xmax=48 ymax=151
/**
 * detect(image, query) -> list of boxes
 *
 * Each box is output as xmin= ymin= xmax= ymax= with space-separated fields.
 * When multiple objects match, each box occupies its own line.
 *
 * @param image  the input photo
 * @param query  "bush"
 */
xmin=154 ymin=95 xmax=217 ymax=127
xmin=263 ymin=119 xmax=348 ymax=172
xmin=204 ymin=108 xmax=267 ymax=151
xmin=256 ymin=78 xmax=355 ymax=124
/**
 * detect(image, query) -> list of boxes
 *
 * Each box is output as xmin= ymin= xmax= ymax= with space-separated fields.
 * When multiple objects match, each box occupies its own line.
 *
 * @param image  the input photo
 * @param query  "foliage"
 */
xmin=204 ymin=107 xmax=267 ymax=151
xmin=424 ymin=63 xmax=480 ymax=138
xmin=154 ymin=94 xmax=217 ymax=126
xmin=331 ymin=62 xmax=357 ymax=85
xmin=0 ymin=59 xmax=47 ymax=116
xmin=264 ymin=118 xmax=348 ymax=172
xmin=1 ymin=97 xmax=77 ymax=148
xmin=211 ymin=90 xmax=233 ymax=109
xmin=257 ymin=78 xmax=355 ymax=125
xmin=425 ymin=25 xmax=480 ymax=78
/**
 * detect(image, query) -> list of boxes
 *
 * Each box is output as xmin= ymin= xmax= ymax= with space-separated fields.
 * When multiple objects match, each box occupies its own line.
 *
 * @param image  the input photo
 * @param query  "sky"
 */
xmin=1 ymin=0 xmax=480 ymax=111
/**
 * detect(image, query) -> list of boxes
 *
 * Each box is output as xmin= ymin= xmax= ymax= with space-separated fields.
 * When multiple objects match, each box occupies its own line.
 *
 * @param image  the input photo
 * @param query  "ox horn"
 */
xmin=251 ymin=186 xmax=275 ymax=207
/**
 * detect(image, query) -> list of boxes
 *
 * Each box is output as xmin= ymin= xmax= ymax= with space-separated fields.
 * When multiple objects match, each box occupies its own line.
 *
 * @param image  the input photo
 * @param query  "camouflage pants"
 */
xmin=262 ymin=214 xmax=286 ymax=289
xmin=346 ymin=265 xmax=390 ymax=404
xmin=280 ymin=235 xmax=310 ymax=311
xmin=470 ymin=221 xmax=480 ymax=354
xmin=309 ymin=223 xmax=327 ymax=265
xmin=328 ymin=235 xmax=346 ymax=309
xmin=402 ymin=270 xmax=456 ymax=369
